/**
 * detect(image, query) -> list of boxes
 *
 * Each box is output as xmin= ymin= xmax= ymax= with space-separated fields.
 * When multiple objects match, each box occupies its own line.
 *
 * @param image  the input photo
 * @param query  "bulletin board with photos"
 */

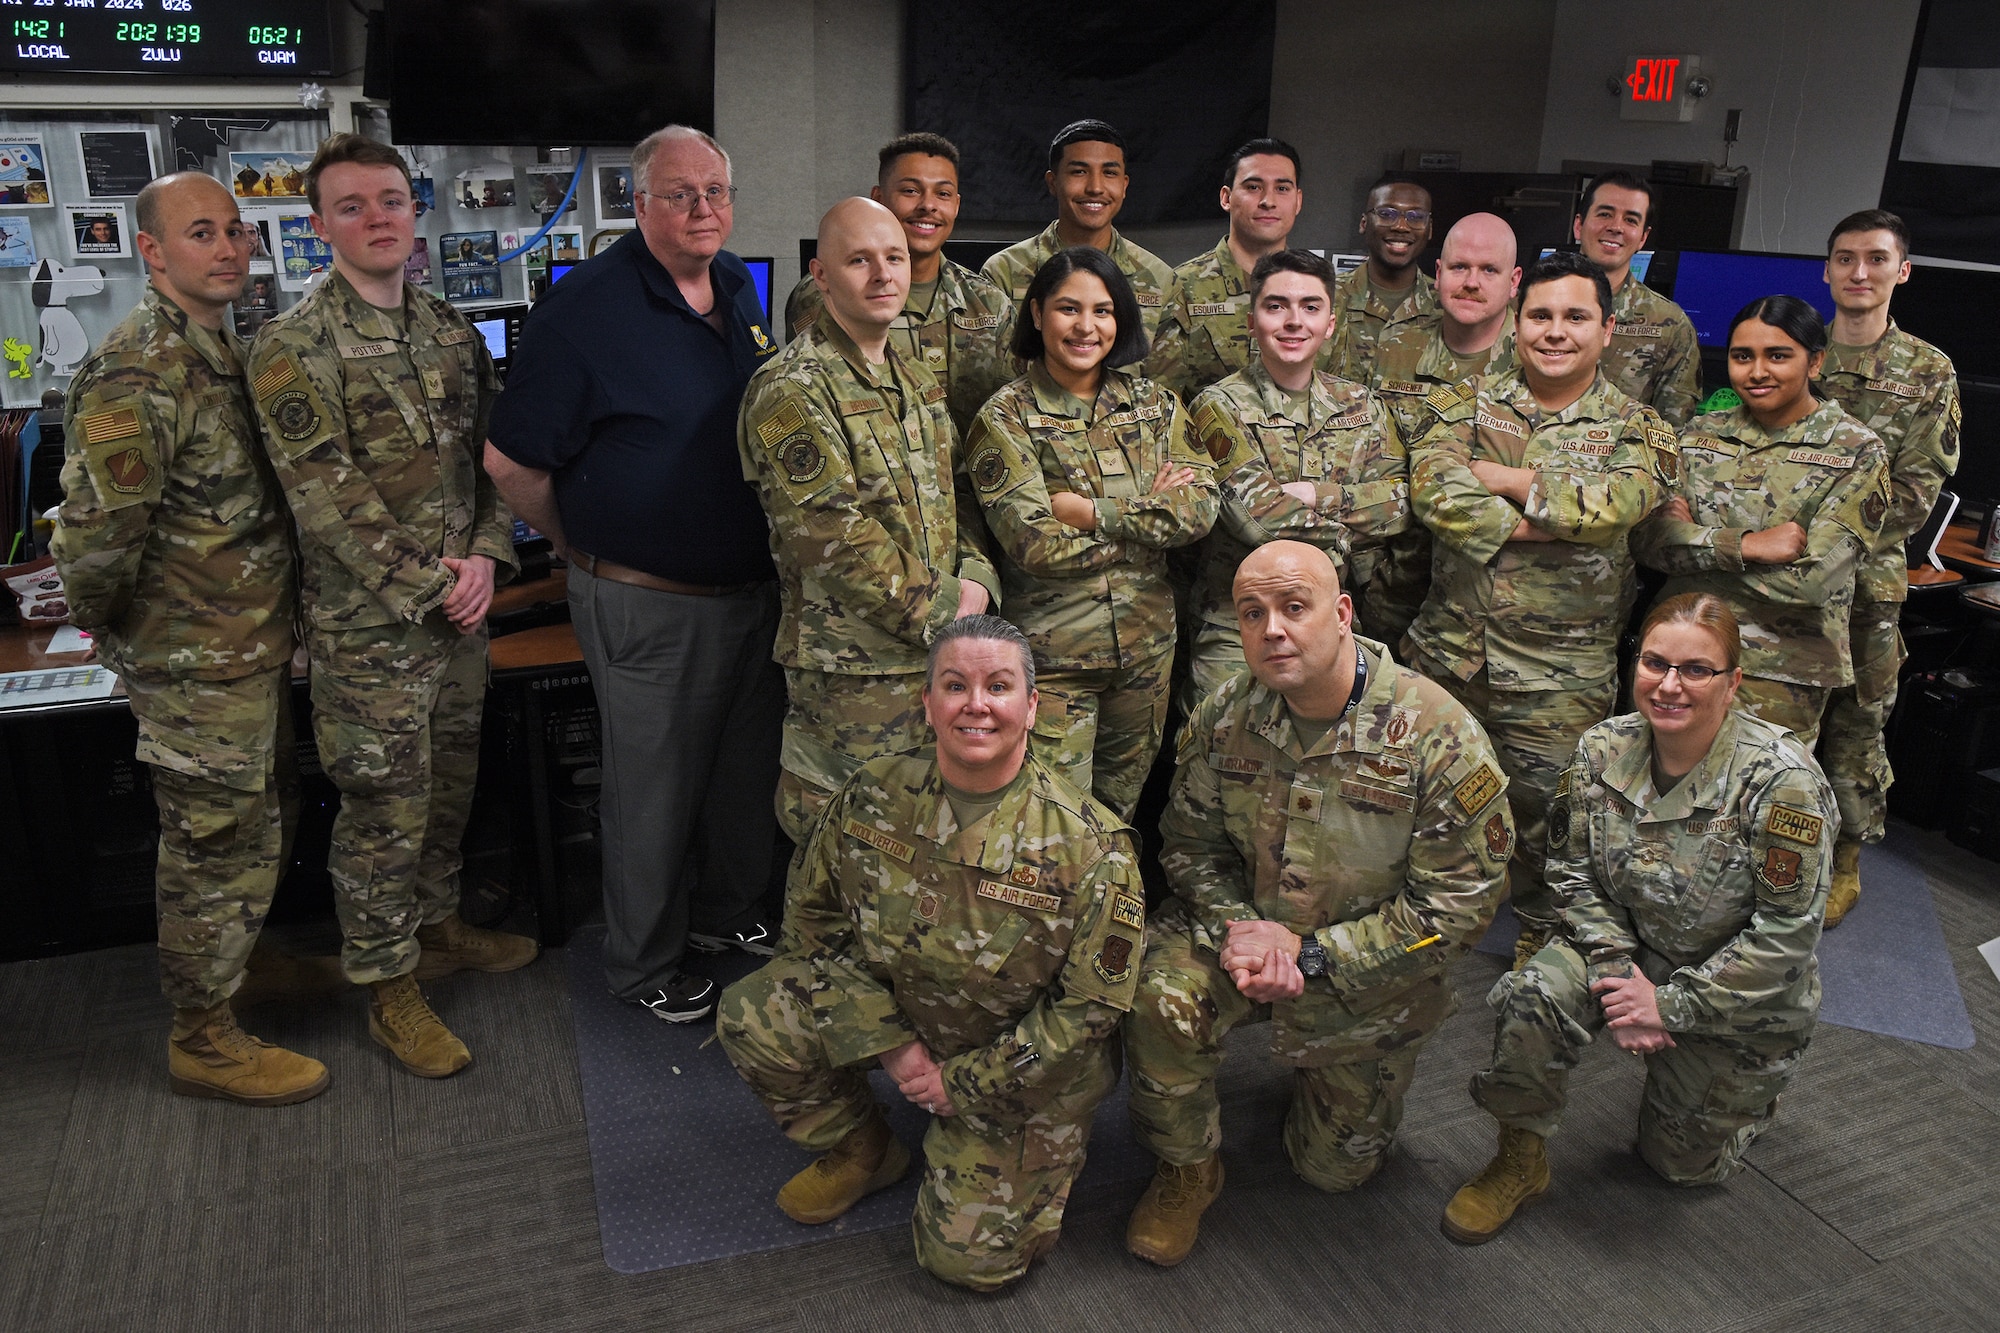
xmin=2 ymin=104 xmax=634 ymax=409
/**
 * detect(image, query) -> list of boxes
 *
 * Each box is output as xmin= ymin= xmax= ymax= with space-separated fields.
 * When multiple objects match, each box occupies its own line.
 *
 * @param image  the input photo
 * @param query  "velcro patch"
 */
xmin=1484 ymin=812 xmax=1512 ymax=860
xmin=1111 ymin=894 xmax=1144 ymax=931
xmin=1008 ymin=864 xmax=1039 ymax=887
xmin=1024 ymin=413 xmax=1087 ymax=433
xmin=1380 ymin=379 xmax=1425 ymax=395
xmin=1382 ymin=706 xmax=1417 ymax=747
xmin=1455 ymin=763 xmax=1504 ymax=815
xmin=270 ymin=389 xmax=321 ymax=443
xmin=1134 ymin=292 xmax=1163 ymax=308
xmin=1586 ymin=427 xmax=1611 ymax=441
xmin=1094 ymin=935 xmax=1134 ymax=983
xmin=1288 ymin=783 xmax=1324 ymax=820
xmin=1425 ymin=385 xmax=1463 ymax=413
xmin=1864 ymin=377 xmax=1921 ymax=398
xmin=1786 ymin=448 xmax=1854 ymax=469
xmin=101 ymin=446 xmax=152 ymax=494
xmin=756 ymin=401 xmax=806 ymax=448
xmin=252 ymin=358 xmax=297 ymax=401
xmin=1188 ymin=301 xmax=1233 ymax=317
xmin=79 ymin=407 xmax=141 ymax=445
xmin=969 ymin=442 xmax=1010 ymax=494
xmin=1614 ymin=322 xmax=1665 ymax=338
xmin=922 ymin=384 xmax=947 ymax=405
xmin=1327 ymin=409 xmax=1372 ymax=431
xmin=951 ymin=312 xmax=999 ymax=331
xmin=843 ymin=818 xmax=912 ymax=863
xmin=1209 ymin=752 xmax=1272 ymax=776
xmin=340 ymin=341 xmax=395 ymax=359
xmin=1475 ymin=409 xmax=1527 ymax=438
xmin=779 ymin=434 xmax=825 ymax=485
xmin=435 ymin=326 xmax=474 ymax=346
xmin=1761 ymin=845 xmax=1801 ymax=888
xmin=978 ymin=879 xmax=1062 ymax=914
xmin=837 ymin=398 xmax=877 ymax=417
xmin=1766 ymin=804 xmax=1824 ymax=845
xmin=1560 ymin=438 xmax=1617 ymax=456
xmin=1685 ymin=816 xmax=1739 ymax=835
xmin=1340 ymin=779 xmax=1415 ymax=813
xmin=1683 ymin=434 xmax=1737 ymax=456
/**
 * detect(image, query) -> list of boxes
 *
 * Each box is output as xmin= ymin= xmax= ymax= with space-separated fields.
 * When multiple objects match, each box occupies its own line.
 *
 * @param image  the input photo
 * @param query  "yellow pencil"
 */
xmin=1405 ymin=934 xmax=1443 ymax=953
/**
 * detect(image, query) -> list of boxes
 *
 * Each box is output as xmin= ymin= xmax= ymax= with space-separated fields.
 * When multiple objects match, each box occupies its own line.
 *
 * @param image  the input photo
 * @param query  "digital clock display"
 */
xmin=2 ymin=0 xmax=331 ymax=76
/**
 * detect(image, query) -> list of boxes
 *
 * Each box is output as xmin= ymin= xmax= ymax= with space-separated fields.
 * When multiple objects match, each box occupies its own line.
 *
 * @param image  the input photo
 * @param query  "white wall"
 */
xmin=1537 ymin=0 xmax=1922 ymax=254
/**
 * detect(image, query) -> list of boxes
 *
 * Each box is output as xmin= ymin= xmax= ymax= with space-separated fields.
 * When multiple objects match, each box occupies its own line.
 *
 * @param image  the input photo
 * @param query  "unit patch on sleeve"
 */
xmin=1111 ymin=894 xmax=1145 ymax=931
xmin=780 ymin=435 xmax=826 ymax=485
xmin=970 ymin=442 xmax=1010 ymax=494
xmin=1455 ymin=763 xmax=1504 ymax=816
xmin=102 ymin=446 xmax=152 ymax=494
xmin=1484 ymin=812 xmax=1512 ymax=860
xmin=1765 ymin=804 xmax=1824 ymax=845
xmin=1093 ymin=935 xmax=1134 ymax=984
xmin=270 ymin=389 xmax=321 ymax=443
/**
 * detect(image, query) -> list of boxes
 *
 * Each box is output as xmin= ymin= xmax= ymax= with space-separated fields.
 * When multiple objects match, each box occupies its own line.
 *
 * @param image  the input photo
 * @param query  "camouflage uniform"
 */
xmin=1184 ymin=362 xmax=1408 ymax=702
xmin=248 ymin=269 xmax=516 ymax=985
xmin=1364 ymin=323 xmax=1517 ymax=651
xmin=979 ymin=221 xmax=1177 ymax=341
xmin=1327 ymin=264 xmax=1437 ymax=386
xmin=784 ymin=258 xmax=1016 ymax=437
xmin=1603 ymin=277 xmax=1702 ymax=428
xmin=716 ymin=751 xmax=1145 ymax=1291
xmin=1404 ymin=369 xmax=1671 ymax=933
xmin=1632 ymin=401 xmax=1890 ymax=749
xmin=965 ymin=363 xmax=1216 ymax=817
xmin=1127 ymin=640 xmax=1510 ymax=1189
xmin=52 ymin=286 xmax=297 ymax=1010
xmin=1814 ymin=324 xmax=1959 ymax=842
xmin=1472 ymin=709 xmax=1833 ymax=1185
xmin=739 ymin=314 xmax=1001 ymax=843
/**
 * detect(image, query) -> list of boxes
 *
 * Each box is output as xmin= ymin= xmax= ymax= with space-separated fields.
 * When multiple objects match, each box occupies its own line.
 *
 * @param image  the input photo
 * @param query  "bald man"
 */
xmin=1121 ymin=541 xmax=1510 ymax=1267
xmin=739 ymin=197 xmax=1001 ymax=845
xmin=1365 ymin=213 xmax=1523 ymax=649
xmin=53 ymin=174 xmax=326 ymax=1105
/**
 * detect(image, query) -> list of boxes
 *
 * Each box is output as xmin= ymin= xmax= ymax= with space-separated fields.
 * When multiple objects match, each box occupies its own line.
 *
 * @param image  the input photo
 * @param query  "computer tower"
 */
xmin=1888 ymin=668 xmax=2000 ymax=830
xmin=1948 ymin=767 xmax=2000 ymax=862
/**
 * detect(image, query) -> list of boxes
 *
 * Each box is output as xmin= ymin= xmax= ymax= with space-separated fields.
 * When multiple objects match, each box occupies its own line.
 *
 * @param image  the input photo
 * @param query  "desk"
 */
xmin=1938 ymin=519 xmax=2000 ymax=578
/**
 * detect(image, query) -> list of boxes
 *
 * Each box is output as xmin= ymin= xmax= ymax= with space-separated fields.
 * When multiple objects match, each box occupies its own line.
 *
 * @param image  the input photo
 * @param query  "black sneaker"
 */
xmin=687 ymin=922 xmax=777 ymax=957
xmin=633 ymin=974 xmax=717 ymax=1023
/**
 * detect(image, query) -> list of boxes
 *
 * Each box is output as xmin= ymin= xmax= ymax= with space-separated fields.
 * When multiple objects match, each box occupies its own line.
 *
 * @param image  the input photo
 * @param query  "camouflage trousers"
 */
xmin=1124 ymin=914 xmax=1443 ymax=1192
xmin=717 ymin=957 xmax=1119 ymax=1291
xmin=1734 ymin=677 xmax=1832 ymax=751
xmin=776 ymin=668 xmax=928 ymax=846
xmin=1033 ymin=646 xmax=1174 ymax=822
xmin=1184 ymin=620 xmax=1249 ymax=715
xmin=1356 ymin=528 xmax=1431 ymax=658
xmin=1471 ymin=938 xmax=1813 ymax=1186
xmin=126 ymin=665 xmax=298 ymax=1010
xmin=1817 ymin=600 xmax=1901 ymax=844
xmin=308 ymin=620 xmax=487 ymax=985
xmin=1414 ymin=655 xmax=1614 ymax=934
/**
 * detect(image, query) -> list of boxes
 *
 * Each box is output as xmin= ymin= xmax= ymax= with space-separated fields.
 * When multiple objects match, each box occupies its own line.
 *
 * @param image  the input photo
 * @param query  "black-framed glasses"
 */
xmin=1636 ymin=653 xmax=1726 ymax=684
xmin=1370 ymin=206 xmax=1431 ymax=226
xmin=641 ymin=184 xmax=738 ymax=213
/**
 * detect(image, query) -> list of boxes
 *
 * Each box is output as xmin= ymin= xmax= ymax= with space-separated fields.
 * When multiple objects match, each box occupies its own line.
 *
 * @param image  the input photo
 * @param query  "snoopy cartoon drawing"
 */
xmin=30 ymin=257 xmax=104 ymax=377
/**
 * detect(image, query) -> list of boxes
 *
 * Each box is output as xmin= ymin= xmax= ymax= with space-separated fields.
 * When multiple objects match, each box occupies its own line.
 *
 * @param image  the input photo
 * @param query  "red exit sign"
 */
xmin=1627 ymin=57 xmax=1680 ymax=102
xmin=1620 ymin=54 xmax=1700 ymax=122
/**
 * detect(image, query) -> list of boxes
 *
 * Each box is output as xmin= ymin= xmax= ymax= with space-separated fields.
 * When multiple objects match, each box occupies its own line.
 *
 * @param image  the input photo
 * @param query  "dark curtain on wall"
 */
xmin=905 ymin=1 xmax=1276 ymax=226
xmin=1880 ymin=0 xmax=2000 ymax=262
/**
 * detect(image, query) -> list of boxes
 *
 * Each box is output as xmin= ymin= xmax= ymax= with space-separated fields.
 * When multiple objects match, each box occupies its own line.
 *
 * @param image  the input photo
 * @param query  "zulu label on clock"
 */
xmin=3 ymin=1 xmax=334 ymax=78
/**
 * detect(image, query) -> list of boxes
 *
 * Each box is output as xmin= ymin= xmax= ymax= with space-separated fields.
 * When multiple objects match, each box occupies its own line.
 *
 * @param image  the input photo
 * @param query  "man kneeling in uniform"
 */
xmin=1123 ymin=541 xmax=1511 ymax=1265
xmin=717 ymin=615 xmax=1145 ymax=1291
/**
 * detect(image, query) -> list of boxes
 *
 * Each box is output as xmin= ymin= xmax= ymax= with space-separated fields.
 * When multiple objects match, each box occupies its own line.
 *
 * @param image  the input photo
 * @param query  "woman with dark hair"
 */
xmin=1634 ymin=294 xmax=1890 ymax=753
xmin=965 ymin=246 xmax=1217 ymax=818
xmin=1443 ymin=592 xmax=1834 ymax=1243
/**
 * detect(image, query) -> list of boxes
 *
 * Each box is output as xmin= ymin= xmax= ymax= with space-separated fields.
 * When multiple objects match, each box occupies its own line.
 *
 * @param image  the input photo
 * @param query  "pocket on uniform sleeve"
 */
xmin=134 ymin=713 xmax=269 ymax=794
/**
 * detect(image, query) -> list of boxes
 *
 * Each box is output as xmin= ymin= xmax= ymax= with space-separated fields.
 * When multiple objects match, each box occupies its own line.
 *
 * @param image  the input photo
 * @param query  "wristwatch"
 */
xmin=1296 ymin=935 xmax=1328 ymax=978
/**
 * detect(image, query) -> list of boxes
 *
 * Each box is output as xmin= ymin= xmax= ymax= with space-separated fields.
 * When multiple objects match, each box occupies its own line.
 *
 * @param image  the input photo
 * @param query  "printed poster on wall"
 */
xmin=0 ymin=216 xmax=36 ymax=267
xmin=65 ymin=203 xmax=132 ymax=259
xmin=77 ymin=130 xmax=158 ymax=199
xmin=0 ymin=135 xmax=53 ymax=206
xmin=277 ymin=211 xmax=332 ymax=290
xmin=440 ymin=229 xmax=499 ymax=302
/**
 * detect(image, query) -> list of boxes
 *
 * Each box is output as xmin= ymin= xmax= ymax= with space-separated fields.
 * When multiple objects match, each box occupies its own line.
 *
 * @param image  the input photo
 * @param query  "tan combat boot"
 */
xmin=1125 ymin=1154 xmax=1225 ymax=1266
xmin=169 ymin=1001 xmax=329 ymax=1106
xmin=1512 ymin=925 xmax=1550 ymax=973
xmin=1442 ymin=1124 xmax=1550 ymax=1245
xmin=367 ymin=974 xmax=472 ymax=1077
xmin=1824 ymin=840 xmax=1862 ymax=929
xmin=775 ymin=1113 xmax=911 ymax=1224
xmin=414 ymin=911 xmax=539 ymax=980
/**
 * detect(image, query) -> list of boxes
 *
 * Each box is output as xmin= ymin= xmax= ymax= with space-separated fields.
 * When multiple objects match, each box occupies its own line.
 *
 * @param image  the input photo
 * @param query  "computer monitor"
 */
xmin=1655 ymin=250 xmax=1834 ymax=349
xmin=1535 ymin=248 xmax=1654 ymax=284
xmin=549 ymin=262 xmax=577 ymax=284
xmin=468 ymin=302 xmax=531 ymax=373
xmin=739 ymin=256 xmax=773 ymax=325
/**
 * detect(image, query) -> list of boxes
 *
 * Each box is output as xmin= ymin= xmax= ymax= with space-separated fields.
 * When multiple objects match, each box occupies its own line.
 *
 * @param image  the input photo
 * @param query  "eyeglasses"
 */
xmin=1370 ymin=206 xmax=1431 ymax=227
xmin=1636 ymin=653 xmax=1727 ymax=684
xmin=641 ymin=184 xmax=738 ymax=213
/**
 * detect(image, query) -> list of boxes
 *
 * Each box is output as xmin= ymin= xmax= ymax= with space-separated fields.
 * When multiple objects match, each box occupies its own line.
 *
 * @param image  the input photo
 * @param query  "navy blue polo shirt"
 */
xmin=488 ymin=230 xmax=781 ymax=584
